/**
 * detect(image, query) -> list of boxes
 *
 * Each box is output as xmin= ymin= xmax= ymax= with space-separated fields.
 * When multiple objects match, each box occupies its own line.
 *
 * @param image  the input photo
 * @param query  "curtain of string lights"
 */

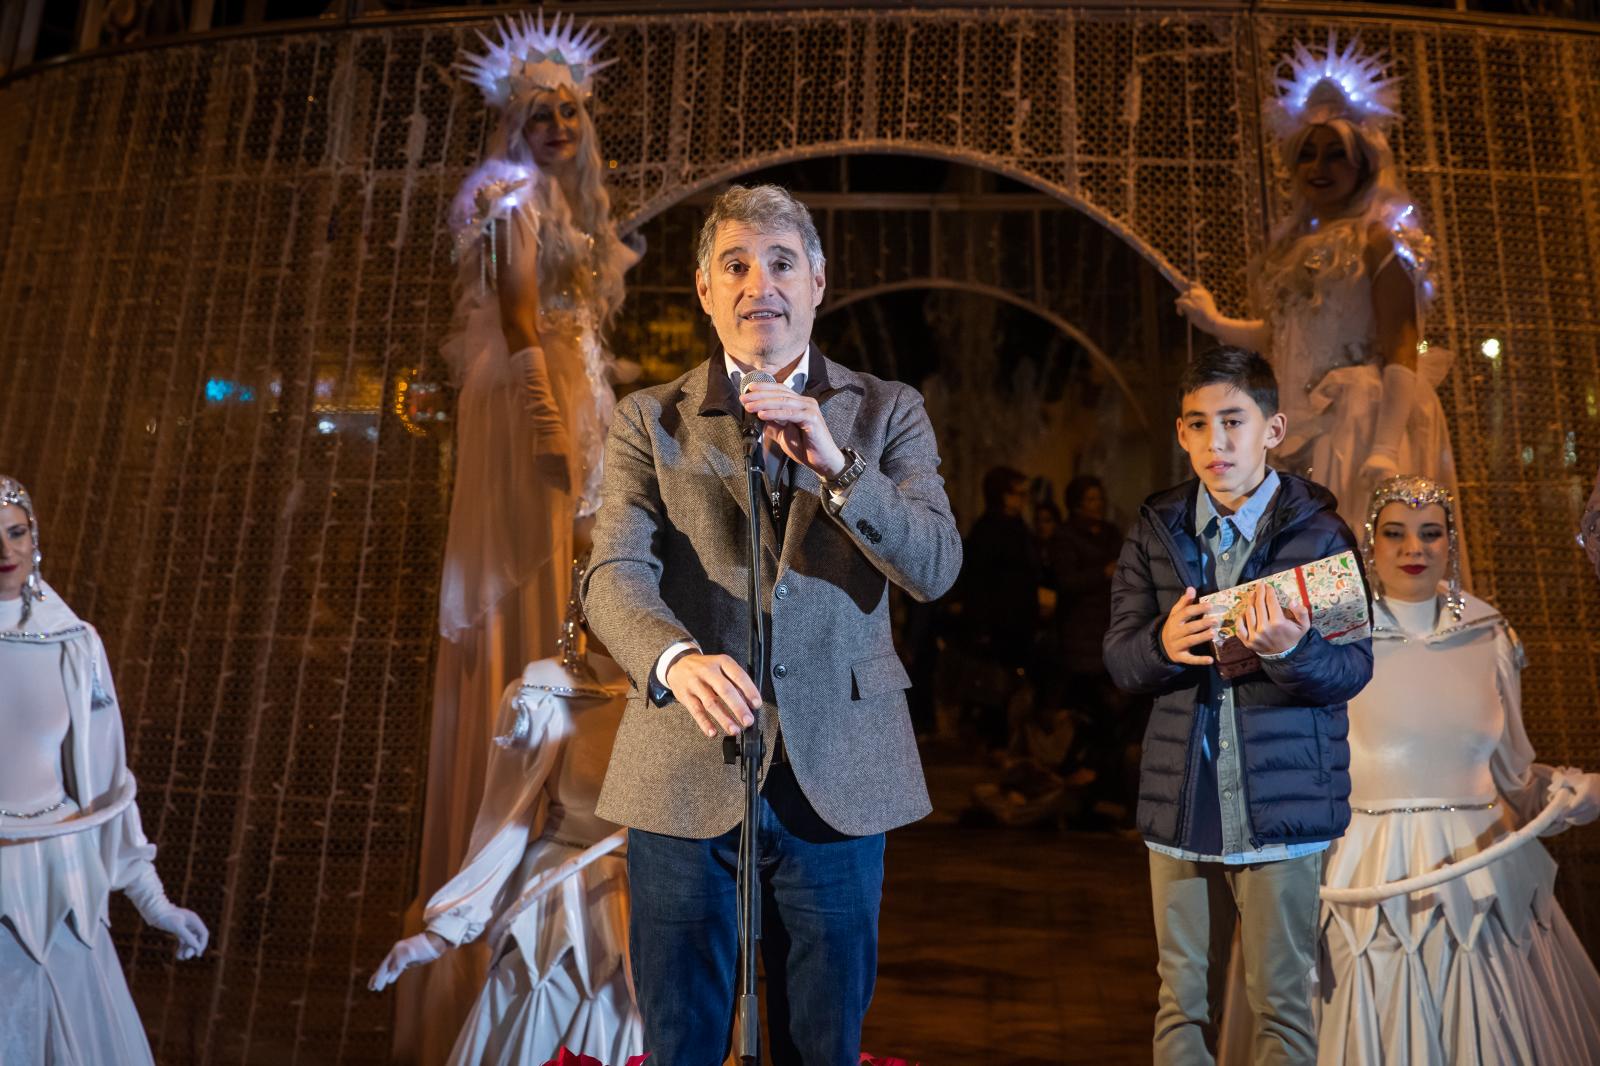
xmin=0 ymin=8 xmax=1598 ymax=1063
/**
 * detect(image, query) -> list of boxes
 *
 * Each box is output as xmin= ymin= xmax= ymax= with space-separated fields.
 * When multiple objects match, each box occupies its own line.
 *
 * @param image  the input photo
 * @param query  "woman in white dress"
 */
xmin=409 ymin=14 xmax=639 ymax=1059
xmin=1177 ymin=34 xmax=1460 ymax=541
xmin=0 ymin=475 xmax=208 ymax=1065
xmin=1316 ymin=474 xmax=1600 ymax=1064
xmin=373 ymin=574 xmax=642 ymax=1065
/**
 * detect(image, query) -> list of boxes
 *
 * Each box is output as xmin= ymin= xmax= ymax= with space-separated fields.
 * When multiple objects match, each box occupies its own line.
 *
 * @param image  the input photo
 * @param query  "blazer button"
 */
xmin=772 ymin=663 xmax=788 ymax=679
xmin=775 ymin=583 xmax=789 ymax=599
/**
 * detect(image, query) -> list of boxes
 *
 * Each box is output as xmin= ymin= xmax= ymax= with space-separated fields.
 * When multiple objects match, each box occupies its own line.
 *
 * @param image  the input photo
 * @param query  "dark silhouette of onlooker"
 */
xmin=1049 ymin=476 xmax=1140 ymax=824
xmin=1053 ymin=477 xmax=1122 ymax=677
xmin=952 ymin=466 xmax=1041 ymax=749
xmin=1034 ymin=501 xmax=1063 ymax=591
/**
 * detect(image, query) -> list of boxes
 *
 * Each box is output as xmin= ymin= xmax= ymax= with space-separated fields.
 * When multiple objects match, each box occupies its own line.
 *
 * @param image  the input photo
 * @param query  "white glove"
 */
xmin=369 ymin=931 xmax=447 ymax=992
xmin=1359 ymin=363 xmax=1418 ymax=484
xmin=1548 ymin=766 xmax=1600 ymax=830
xmin=122 ymin=863 xmax=209 ymax=960
xmin=508 ymin=345 xmax=572 ymax=493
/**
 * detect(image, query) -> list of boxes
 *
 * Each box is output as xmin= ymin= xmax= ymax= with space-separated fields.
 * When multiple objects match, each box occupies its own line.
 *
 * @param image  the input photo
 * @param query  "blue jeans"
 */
xmin=627 ymin=763 xmax=886 ymax=1066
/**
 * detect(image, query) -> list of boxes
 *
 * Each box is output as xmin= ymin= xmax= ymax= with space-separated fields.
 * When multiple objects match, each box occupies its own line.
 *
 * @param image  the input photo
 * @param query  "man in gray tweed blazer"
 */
xmin=582 ymin=184 xmax=960 ymax=1064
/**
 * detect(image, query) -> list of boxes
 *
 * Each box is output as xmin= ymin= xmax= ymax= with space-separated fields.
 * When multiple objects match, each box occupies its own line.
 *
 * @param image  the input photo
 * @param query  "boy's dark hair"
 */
xmin=1178 ymin=345 xmax=1278 ymax=417
xmin=981 ymin=465 xmax=1026 ymax=513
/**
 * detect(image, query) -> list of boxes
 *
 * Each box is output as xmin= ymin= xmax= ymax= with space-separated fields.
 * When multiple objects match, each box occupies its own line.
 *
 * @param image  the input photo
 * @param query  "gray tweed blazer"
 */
xmin=582 ymin=352 xmax=961 ymax=838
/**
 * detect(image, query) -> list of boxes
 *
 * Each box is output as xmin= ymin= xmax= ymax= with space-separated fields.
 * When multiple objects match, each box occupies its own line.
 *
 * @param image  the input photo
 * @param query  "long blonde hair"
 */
xmin=484 ymin=91 xmax=630 ymax=324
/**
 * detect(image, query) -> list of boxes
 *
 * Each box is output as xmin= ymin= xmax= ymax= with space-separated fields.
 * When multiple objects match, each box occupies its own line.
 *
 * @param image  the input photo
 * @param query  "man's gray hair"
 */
xmin=695 ymin=184 xmax=826 ymax=277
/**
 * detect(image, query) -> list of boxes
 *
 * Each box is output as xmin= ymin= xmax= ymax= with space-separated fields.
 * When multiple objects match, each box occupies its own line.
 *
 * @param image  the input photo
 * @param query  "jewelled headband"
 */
xmin=0 ymin=474 xmax=44 ymax=626
xmin=1362 ymin=474 xmax=1464 ymax=621
xmin=457 ymin=11 xmax=614 ymax=111
xmin=1266 ymin=31 xmax=1401 ymax=142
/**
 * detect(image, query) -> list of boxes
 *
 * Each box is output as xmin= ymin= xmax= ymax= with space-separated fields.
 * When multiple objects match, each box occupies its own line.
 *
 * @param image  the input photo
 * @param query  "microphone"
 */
xmin=739 ymin=370 xmax=777 ymax=441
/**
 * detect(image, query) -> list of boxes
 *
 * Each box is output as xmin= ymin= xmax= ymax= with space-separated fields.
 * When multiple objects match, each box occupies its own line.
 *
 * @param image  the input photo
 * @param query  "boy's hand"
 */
xmin=1161 ymin=587 xmax=1220 ymax=666
xmin=1235 ymin=583 xmax=1309 ymax=656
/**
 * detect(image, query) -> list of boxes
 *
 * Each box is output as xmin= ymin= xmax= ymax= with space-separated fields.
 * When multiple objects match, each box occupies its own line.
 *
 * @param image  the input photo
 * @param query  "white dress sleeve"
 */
xmin=1488 ymin=623 xmax=1555 ymax=825
xmin=422 ymin=679 xmax=568 ymax=946
xmin=81 ymin=630 xmax=161 ymax=890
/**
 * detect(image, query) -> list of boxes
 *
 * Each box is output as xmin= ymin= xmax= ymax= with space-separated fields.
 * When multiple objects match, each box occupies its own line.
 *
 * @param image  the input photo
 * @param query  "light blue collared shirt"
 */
xmin=1147 ymin=468 xmax=1330 ymax=866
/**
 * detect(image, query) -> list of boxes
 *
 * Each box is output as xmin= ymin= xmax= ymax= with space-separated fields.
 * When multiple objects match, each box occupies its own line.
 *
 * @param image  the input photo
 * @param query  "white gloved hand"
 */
xmin=1357 ymin=448 xmax=1401 ymax=485
xmin=1548 ymin=766 xmax=1600 ymax=830
xmin=508 ymin=346 xmax=573 ymax=493
xmin=1360 ymin=363 xmax=1418 ymax=485
xmin=121 ymin=864 xmax=209 ymax=960
xmin=1174 ymin=284 xmax=1223 ymax=332
xmin=369 ymin=931 xmax=447 ymax=992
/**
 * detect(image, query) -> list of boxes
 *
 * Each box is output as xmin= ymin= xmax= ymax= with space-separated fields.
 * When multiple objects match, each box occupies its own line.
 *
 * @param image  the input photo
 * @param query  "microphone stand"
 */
xmin=725 ymin=419 xmax=768 ymax=1064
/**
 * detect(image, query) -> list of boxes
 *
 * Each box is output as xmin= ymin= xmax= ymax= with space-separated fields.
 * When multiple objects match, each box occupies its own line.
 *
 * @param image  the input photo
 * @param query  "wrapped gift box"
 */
xmin=1199 ymin=550 xmax=1370 ymax=679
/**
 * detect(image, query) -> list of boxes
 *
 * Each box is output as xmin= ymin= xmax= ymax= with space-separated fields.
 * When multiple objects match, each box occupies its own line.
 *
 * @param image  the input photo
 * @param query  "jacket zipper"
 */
xmin=1196 ymin=494 xmax=1288 ymax=853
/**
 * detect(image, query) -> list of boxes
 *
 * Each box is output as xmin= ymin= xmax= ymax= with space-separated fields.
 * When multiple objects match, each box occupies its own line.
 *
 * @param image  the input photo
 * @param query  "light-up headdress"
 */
xmin=1362 ymin=474 xmax=1464 ymax=622
xmin=1266 ymin=31 xmax=1401 ymax=142
xmin=1258 ymin=33 xmax=1436 ymax=299
xmin=0 ymin=475 xmax=45 ymax=626
xmin=457 ymin=11 xmax=614 ymax=111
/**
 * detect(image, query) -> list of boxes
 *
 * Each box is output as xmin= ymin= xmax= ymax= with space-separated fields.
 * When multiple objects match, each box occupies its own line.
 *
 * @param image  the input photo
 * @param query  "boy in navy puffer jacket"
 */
xmin=1103 ymin=346 xmax=1372 ymax=1065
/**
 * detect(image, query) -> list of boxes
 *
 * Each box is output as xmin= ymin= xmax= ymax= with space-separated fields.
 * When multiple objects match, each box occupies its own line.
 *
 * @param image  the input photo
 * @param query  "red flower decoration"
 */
xmin=540 ymin=1050 xmax=650 ymax=1066
xmin=861 ymin=1056 xmax=920 ymax=1066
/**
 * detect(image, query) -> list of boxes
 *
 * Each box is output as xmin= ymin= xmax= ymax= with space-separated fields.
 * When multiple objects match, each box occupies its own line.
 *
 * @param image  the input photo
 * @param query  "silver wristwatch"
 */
xmin=823 ymin=448 xmax=867 ymax=492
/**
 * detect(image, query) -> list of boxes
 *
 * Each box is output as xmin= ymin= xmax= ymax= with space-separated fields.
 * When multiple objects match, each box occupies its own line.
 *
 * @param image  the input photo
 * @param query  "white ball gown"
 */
xmin=0 ymin=585 xmax=204 ymax=1065
xmin=421 ymin=654 xmax=642 ymax=1065
xmin=1315 ymin=593 xmax=1600 ymax=1064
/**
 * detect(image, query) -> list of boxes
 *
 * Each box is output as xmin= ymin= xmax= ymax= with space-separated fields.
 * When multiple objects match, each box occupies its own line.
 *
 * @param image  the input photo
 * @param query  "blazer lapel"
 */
xmin=701 ymin=414 xmax=780 ymax=563
xmin=684 ymin=362 xmax=780 ymax=564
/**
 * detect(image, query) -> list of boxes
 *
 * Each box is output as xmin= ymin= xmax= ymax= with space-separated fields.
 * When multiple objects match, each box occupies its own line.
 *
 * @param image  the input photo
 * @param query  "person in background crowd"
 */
xmin=1048 ymin=476 xmax=1136 ymax=825
xmin=954 ymin=466 xmax=1042 ymax=750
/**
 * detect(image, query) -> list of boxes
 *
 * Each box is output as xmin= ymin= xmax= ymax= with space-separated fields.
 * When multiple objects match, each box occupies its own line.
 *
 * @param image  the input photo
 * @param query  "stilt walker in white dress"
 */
xmin=406 ymin=13 xmax=638 ymax=1062
xmin=375 ymin=567 xmax=643 ymax=1065
xmin=0 ymin=476 xmax=209 ymax=1065
xmin=1177 ymin=34 xmax=1462 ymax=548
xmin=1315 ymin=475 xmax=1600 ymax=1064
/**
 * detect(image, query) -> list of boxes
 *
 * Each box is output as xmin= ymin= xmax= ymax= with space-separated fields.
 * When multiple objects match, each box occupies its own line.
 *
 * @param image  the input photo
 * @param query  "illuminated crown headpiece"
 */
xmin=1362 ymin=474 xmax=1464 ymax=622
xmin=0 ymin=474 xmax=45 ymax=626
xmin=457 ymin=11 xmax=614 ymax=111
xmin=1266 ymin=31 xmax=1401 ymax=142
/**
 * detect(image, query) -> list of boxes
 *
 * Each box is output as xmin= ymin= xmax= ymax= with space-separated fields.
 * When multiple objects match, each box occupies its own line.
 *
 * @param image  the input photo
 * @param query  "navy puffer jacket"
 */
xmin=1103 ymin=473 xmax=1372 ymax=851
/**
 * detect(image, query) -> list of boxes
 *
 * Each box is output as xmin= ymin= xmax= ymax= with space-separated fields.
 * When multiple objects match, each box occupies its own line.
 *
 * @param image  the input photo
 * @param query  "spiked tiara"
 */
xmin=457 ymin=11 xmax=615 ymax=110
xmin=1266 ymin=31 xmax=1402 ymax=141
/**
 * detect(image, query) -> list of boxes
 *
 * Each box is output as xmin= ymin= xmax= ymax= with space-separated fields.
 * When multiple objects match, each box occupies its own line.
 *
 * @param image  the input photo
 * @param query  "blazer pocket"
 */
xmin=851 ymin=653 xmax=912 ymax=700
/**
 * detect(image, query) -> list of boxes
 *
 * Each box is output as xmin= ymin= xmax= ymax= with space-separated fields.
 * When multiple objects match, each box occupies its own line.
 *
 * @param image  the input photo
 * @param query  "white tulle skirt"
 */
xmin=1315 ymin=806 xmax=1600 ymax=1065
xmin=446 ymin=848 xmax=642 ymax=1066
xmin=0 ymin=916 xmax=154 ymax=1066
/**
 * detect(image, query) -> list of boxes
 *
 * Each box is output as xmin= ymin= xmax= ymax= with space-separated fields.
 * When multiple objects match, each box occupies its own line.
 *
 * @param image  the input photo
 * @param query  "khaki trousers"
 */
xmin=1147 ymin=849 xmax=1321 ymax=1066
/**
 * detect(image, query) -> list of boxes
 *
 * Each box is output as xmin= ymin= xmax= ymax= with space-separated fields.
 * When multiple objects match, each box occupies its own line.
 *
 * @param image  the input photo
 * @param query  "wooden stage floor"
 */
xmin=859 ymin=745 xmax=1157 ymax=1065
